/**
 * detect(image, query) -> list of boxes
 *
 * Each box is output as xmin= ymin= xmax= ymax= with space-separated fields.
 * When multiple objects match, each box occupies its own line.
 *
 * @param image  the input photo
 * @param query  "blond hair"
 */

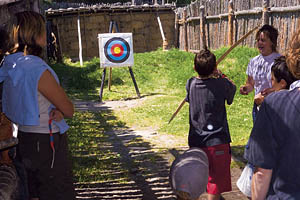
xmin=286 ymin=28 xmax=300 ymax=80
xmin=8 ymin=11 xmax=45 ymax=57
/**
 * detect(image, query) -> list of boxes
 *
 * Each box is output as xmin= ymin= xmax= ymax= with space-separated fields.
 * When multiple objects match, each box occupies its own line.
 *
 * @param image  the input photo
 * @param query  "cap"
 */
xmin=169 ymin=148 xmax=209 ymax=200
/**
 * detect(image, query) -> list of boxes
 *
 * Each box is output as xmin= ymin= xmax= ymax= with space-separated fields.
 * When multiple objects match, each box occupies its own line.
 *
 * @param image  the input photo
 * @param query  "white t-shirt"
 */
xmin=19 ymin=92 xmax=60 ymax=133
xmin=246 ymin=52 xmax=281 ymax=95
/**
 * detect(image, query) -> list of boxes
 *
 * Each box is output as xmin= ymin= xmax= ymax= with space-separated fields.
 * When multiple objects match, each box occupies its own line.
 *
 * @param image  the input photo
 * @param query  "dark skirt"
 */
xmin=16 ymin=130 xmax=75 ymax=200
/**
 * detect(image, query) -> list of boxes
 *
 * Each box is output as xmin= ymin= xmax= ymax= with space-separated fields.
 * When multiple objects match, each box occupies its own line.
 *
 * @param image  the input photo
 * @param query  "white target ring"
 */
xmin=98 ymin=33 xmax=134 ymax=67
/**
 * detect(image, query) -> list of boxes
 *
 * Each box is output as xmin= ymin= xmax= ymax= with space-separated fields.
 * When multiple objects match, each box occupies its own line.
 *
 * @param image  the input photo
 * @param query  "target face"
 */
xmin=98 ymin=33 xmax=134 ymax=67
xmin=104 ymin=37 xmax=130 ymax=63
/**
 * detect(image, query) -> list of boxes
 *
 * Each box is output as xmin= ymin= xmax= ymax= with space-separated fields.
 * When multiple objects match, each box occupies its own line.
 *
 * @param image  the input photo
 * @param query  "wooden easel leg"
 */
xmin=128 ymin=67 xmax=140 ymax=98
xmin=99 ymin=68 xmax=107 ymax=102
xmin=108 ymin=67 xmax=112 ymax=91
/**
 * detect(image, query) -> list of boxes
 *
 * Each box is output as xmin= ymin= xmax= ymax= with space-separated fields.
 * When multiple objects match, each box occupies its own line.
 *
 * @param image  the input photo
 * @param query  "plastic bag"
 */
xmin=236 ymin=163 xmax=254 ymax=197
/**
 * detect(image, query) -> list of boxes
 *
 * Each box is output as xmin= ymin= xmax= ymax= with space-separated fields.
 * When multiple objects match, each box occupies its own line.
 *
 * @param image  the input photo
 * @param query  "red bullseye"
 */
xmin=111 ymin=44 xmax=124 ymax=57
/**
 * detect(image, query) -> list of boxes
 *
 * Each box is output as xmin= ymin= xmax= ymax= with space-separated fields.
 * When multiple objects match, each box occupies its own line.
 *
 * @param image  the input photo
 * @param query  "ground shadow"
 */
xmin=69 ymin=105 xmax=177 ymax=200
xmin=231 ymin=145 xmax=248 ymax=168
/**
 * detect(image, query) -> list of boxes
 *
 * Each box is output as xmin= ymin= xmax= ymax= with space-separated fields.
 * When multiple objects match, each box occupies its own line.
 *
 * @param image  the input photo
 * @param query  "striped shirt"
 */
xmin=246 ymin=52 xmax=281 ymax=95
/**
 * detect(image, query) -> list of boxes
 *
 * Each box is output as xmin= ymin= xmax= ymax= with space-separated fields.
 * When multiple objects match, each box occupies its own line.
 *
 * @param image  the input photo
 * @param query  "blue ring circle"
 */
xmin=104 ymin=37 xmax=130 ymax=63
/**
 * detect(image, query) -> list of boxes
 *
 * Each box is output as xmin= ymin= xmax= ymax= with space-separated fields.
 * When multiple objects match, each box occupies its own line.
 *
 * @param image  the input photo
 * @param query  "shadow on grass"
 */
xmin=68 ymin=105 xmax=176 ymax=200
xmin=69 ymin=91 xmax=167 ymax=103
xmin=231 ymin=145 xmax=247 ymax=168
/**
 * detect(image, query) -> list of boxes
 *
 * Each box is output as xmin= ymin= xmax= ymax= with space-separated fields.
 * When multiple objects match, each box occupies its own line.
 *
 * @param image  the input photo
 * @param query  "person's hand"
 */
xmin=261 ymin=87 xmax=275 ymax=96
xmin=213 ymin=68 xmax=222 ymax=77
xmin=240 ymin=85 xmax=249 ymax=95
xmin=49 ymin=109 xmax=64 ymax=122
xmin=254 ymin=93 xmax=265 ymax=105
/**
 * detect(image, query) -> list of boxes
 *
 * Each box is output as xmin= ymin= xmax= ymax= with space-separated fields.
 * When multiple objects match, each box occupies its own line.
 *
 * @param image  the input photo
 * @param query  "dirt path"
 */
xmin=73 ymin=99 xmax=248 ymax=200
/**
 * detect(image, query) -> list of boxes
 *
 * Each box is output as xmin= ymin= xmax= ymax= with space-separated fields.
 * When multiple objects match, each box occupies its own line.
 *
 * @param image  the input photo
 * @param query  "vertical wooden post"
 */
xmin=157 ymin=14 xmax=168 ymax=51
xmin=99 ymin=68 xmax=106 ymax=102
xmin=77 ymin=14 xmax=83 ymax=66
xmin=174 ymin=12 xmax=180 ymax=48
xmin=108 ymin=67 xmax=112 ymax=91
xmin=262 ymin=0 xmax=270 ymax=25
xmin=128 ymin=67 xmax=141 ymax=98
xmin=199 ymin=5 xmax=206 ymax=49
xmin=228 ymin=0 xmax=234 ymax=46
xmin=183 ymin=8 xmax=188 ymax=51
xmin=108 ymin=21 xmax=115 ymax=91
xmin=162 ymin=0 xmax=165 ymax=5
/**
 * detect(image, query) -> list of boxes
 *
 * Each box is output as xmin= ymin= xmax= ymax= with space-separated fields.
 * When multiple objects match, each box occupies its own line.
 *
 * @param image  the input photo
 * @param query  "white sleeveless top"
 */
xmin=19 ymin=92 xmax=60 ymax=133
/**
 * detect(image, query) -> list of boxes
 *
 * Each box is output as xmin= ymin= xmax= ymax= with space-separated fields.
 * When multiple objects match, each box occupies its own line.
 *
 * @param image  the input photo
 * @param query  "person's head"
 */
xmin=271 ymin=56 xmax=297 ymax=91
xmin=255 ymin=24 xmax=278 ymax=56
xmin=0 ymin=25 xmax=10 ymax=62
xmin=7 ymin=11 xmax=46 ymax=57
xmin=286 ymin=28 xmax=300 ymax=80
xmin=194 ymin=48 xmax=216 ymax=77
xmin=170 ymin=148 xmax=208 ymax=200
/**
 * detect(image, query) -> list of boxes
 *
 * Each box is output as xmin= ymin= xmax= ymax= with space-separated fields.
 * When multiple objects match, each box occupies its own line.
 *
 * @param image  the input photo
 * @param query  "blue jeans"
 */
xmin=245 ymin=103 xmax=258 ymax=152
xmin=252 ymin=103 xmax=258 ymax=125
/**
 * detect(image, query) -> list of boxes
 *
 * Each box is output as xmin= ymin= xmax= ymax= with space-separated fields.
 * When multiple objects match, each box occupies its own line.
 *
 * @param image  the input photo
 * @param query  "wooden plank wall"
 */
xmin=48 ymin=10 xmax=175 ymax=59
xmin=176 ymin=0 xmax=300 ymax=54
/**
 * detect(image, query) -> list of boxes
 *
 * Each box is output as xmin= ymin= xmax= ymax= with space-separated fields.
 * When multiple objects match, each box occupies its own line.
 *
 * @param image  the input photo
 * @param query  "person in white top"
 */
xmin=1 ymin=11 xmax=75 ymax=200
xmin=238 ymin=24 xmax=281 ymax=200
xmin=240 ymin=24 xmax=281 ymax=122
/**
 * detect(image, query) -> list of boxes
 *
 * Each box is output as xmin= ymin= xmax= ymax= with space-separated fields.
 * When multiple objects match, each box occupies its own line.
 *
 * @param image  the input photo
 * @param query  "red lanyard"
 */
xmin=48 ymin=119 xmax=55 ymax=168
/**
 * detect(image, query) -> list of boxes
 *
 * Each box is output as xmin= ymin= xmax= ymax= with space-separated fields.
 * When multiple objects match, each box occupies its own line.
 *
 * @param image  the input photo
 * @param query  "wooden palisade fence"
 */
xmin=175 ymin=0 xmax=300 ymax=54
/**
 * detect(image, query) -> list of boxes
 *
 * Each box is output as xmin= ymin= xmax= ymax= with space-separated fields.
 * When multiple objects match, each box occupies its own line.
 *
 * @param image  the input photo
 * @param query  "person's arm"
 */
xmin=225 ymin=78 xmax=236 ymax=105
xmin=38 ymin=70 xmax=74 ymax=118
xmin=185 ymin=78 xmax=192 ymax=103
xmin=251 ymin=167 xmax=273 ymax=200
xmin=240 ymin=75 xmax=254 ymax=95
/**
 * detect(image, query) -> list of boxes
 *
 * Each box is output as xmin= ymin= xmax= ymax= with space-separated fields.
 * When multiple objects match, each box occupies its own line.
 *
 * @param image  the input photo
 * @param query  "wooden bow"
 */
xmin=168 ymin=25 xmax=260 ymax=124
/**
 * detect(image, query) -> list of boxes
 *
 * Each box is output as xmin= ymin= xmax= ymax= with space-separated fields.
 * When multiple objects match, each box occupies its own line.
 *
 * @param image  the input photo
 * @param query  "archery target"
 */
xmin=104 ymin=37 xmax=130 ymax=63
xmin=98 ymin=33 xmax=134 ymax=67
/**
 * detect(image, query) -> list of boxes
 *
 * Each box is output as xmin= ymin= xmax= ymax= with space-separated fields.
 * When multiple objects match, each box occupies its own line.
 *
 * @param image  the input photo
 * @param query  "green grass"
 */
xmin=51 ymin=46 xmax=259 ymax=181
xmin=52 ymin=46 xmax=259 ymax=145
